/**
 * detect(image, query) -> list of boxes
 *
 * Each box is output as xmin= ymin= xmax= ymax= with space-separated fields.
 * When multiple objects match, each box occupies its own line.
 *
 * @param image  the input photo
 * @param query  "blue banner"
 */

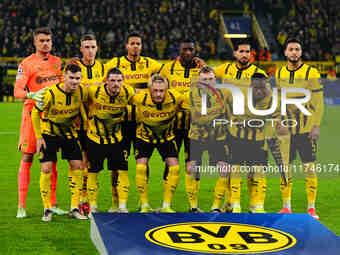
xmin=91 ymin=213 xmax=340 ymax=255
xmin=224 ymin=16 xmax=251 ymax=35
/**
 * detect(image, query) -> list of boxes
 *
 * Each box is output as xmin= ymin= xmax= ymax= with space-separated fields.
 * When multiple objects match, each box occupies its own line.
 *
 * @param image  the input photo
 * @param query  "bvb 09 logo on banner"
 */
xmin=145 ymin=222 xmax=297 ymax=254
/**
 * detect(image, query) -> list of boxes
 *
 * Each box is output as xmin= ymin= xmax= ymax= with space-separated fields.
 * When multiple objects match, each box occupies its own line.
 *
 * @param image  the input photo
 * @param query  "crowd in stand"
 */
xmin=0 ymin=0 xmax=222 ymax=59
xmin=0 ymin=0 xmax=338 ymax=62
xmin=274 ymin=0 xmax=340 ymax=60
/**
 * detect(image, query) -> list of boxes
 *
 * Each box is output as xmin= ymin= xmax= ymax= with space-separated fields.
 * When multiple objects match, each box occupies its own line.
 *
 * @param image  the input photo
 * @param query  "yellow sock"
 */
xmin=194 ymin=179 xmax=200 ymax=208
xmin=185 ymin=173 xmax=196 ymax=208
xmin=80 ymin=167 xmax=88 ymax=203
xmin=225 ymin=176 xmax=231 ymax=205
xmin=163 ymin=165 xmax=180 ymax=205
xmin=163 ymin=165 xmax=169 ymax=193
xmin=87 ymin=172 xmax=98 ymax=207
xmin=253 ymin=177 xmax=266 ymax=208
xmin=117 ymin=170 xmax=130 ymax=206
xmin=280 ymin=163 xmax=292 ymax=209
xmin=251 ymin=166 xmax=267 ymax=209
xmin=135 ymin=164 xmax=148 ymax=205
xmin=247 ymin=177 xmax=256 ymax=208
xmin=111 ymin=171 xmax=118 ymax=207
xmin=211 ymin=177 xmax=226 ymax=209
xmin=304 ymin=162 xmax=317 ymax=208
xmin=278 ymin=135 xmax=290 ymax=166
xmin=40 ymin=172 xmax=52 ymax=209
xmin=70 ymin=169 xmax=83 ymax=208
xmin=230 ymin=165 xmax=241 ymax=206
xmin=68 ymin=167 xmax=73 ymax=189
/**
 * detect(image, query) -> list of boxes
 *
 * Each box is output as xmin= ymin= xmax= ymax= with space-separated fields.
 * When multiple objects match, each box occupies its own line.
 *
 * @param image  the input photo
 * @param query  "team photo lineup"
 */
xmin=0 ymin=1 xmax=339 ymax=254
xmin=12 ymin=24 xmax=328 ymax=224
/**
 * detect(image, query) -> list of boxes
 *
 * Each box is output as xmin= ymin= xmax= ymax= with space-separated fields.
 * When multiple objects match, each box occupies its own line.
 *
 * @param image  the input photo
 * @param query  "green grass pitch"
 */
xmin=0 ymin=102 xmax=339 ymax=254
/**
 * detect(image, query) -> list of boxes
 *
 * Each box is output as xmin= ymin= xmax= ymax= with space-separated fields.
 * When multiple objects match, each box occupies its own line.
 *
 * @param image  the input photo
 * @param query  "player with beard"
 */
xmin=212 ymin=39 xmax=268 ymax=213
xmin=215 ymin=39 xmax=267 ymax=83
xmin=275 ymin=38 xmax=323 ymax=219
xmin=159 ymin=38 xmax=205 ymax=212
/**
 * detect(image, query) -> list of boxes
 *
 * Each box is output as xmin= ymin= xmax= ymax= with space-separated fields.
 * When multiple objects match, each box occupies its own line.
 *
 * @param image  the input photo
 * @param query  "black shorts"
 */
xmin=228 ymin=136 xmax=268 ymax=166
xmin=289 ymin=133 xmax=317 ymax=163
xmin=39 ymin=134 xmax=82 ymax=163
xmin=174 ymin=130 xmax=190 ymax=162
xmin=189 ymin=139 xmax=228 ymax=165
xmin=121 ymin=121 xmax=136 ymax=156
xmin=87 ymin=137 xmax=129 ymax=172
xmin=134 ymin=138 xmax=178 ymax=160
xmin=77 ymin=130 xmax=88 ymax=152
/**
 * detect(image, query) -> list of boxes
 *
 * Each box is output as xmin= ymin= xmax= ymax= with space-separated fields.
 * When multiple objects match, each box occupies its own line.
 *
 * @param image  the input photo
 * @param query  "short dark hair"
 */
xmin=233 ymin=39 xmax=251 ymax=51
xmin=107 ymin=67 xmax=123 ymax=78
xmin=65 ymin=64 xmax=81 ymax=73
xmin=180 ymin=37 xmax=195 ymax=44
xmin=33 ymin=27 xmax=52 ymax=39
xmin=126 ymin=31 xmax=142 ymax=44
xmin=284 ymin=38 xmax=302 ymax=50
xmin=198 ymin=65 xmax=215 ymax=76
xmin=251 ymin=72 xmax=267 ymax=80
xmin=251 ymin=73 xmax=267 ymax=87
xmin=81 ymin=33 xmax=96 ymax=42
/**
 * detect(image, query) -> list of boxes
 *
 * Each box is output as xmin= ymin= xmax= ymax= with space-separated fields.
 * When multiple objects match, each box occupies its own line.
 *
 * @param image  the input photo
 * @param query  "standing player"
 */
xmin=132 ymin=74 xmax=185 ymax=213
xmin=159 ymin=39 xmax=205 ymax=212
xmin=276 ymin=38 xmax=324 ymax=219
xmin=187 ymin=66 xmax=228 ymax=212
xmin=104 ymin=32 xmax=162 ymax=211
xmin=14 ymin=27 xmax=65 ymax=218
xmin=104 ymin=31 xmax=162 ymax=91
xmin=221 ymin=73 xmax=286 ymax=213
xmin=86 ymin=68 xmax=134 ymax=215
xmin=68 ymin=34 xmax=105 ymax=215
xmin=213 ymin=39 xmax=268 ymax=212
xmin=31 ymin=64 xmax=88 ymax=221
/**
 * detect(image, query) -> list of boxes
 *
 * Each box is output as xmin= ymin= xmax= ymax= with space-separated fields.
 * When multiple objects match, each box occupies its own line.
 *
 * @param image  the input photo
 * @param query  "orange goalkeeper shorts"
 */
xmin=18 ymin=104 xmax=37 ymax=154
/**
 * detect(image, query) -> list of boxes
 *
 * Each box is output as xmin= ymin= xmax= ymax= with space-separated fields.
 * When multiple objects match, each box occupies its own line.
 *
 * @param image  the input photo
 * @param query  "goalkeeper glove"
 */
xmin=26 ymin=87 xmax=47 ymax=102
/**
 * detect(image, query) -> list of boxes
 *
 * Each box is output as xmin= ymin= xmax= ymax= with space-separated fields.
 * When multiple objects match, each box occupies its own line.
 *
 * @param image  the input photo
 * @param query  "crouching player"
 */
xmin=85 ymin=68 xmax=134 ymax=215
xmin=133 ymin=74 xmax=186 ymax=213
xmin=32 ymin=64 xmax=88 ymax=221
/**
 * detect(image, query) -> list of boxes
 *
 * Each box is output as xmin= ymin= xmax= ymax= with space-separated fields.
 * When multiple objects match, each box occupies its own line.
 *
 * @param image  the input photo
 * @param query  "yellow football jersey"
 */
xmin=159 ymin=59 xmax=200 ymax=94
xmin=78 ymin=59 xmax=104 ymax=87
xmin=222 ymin=88 xmax=280 ymax=142
xmin=215 ymin=62 xmax=267 ymax=87
xmin=159 ymin=59 xmax=199 ymax=131
xmin=104 ymin=56 xmax=162 ymax=89
xmin=132 ymin=89 xmax=185 ymax=143
xmin=275 ymin=63 xmax=324 ymax=134
xmin=35 ymin=83 xmax=88 ymax=138
xmin=87 ymin=84 xmax=135 ymax=144
xmin=187 ymin=87 xmax=227 ymax=142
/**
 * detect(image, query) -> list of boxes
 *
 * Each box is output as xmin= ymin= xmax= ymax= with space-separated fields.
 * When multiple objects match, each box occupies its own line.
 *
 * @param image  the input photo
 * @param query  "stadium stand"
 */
xmin=271 ymin=0 xmax=339 ymax=60
xmin=0 ymin=0 xmax=222 ymax=59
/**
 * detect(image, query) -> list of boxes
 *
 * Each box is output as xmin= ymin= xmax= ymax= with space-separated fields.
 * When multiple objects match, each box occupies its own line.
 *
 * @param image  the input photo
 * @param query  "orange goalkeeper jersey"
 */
xmin=14 ymin=53 xmax=62 ymax=107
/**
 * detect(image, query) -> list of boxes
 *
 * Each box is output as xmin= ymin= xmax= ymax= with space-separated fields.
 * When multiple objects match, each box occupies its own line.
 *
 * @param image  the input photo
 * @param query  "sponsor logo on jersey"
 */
xmin=94 ymin=103 xmax=123 ymax=112
xmin=51 ymin=108 xmax=79 ymax=115
xmin=145 ymin=222 xmax=296 ymax=254
xmin=142 ymin=110 xmax=175 ymax=118
xmin=124 ymin=73 xmax=149 ymax=80
xmin=171 ymin=80 xmax=191 ymax=87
